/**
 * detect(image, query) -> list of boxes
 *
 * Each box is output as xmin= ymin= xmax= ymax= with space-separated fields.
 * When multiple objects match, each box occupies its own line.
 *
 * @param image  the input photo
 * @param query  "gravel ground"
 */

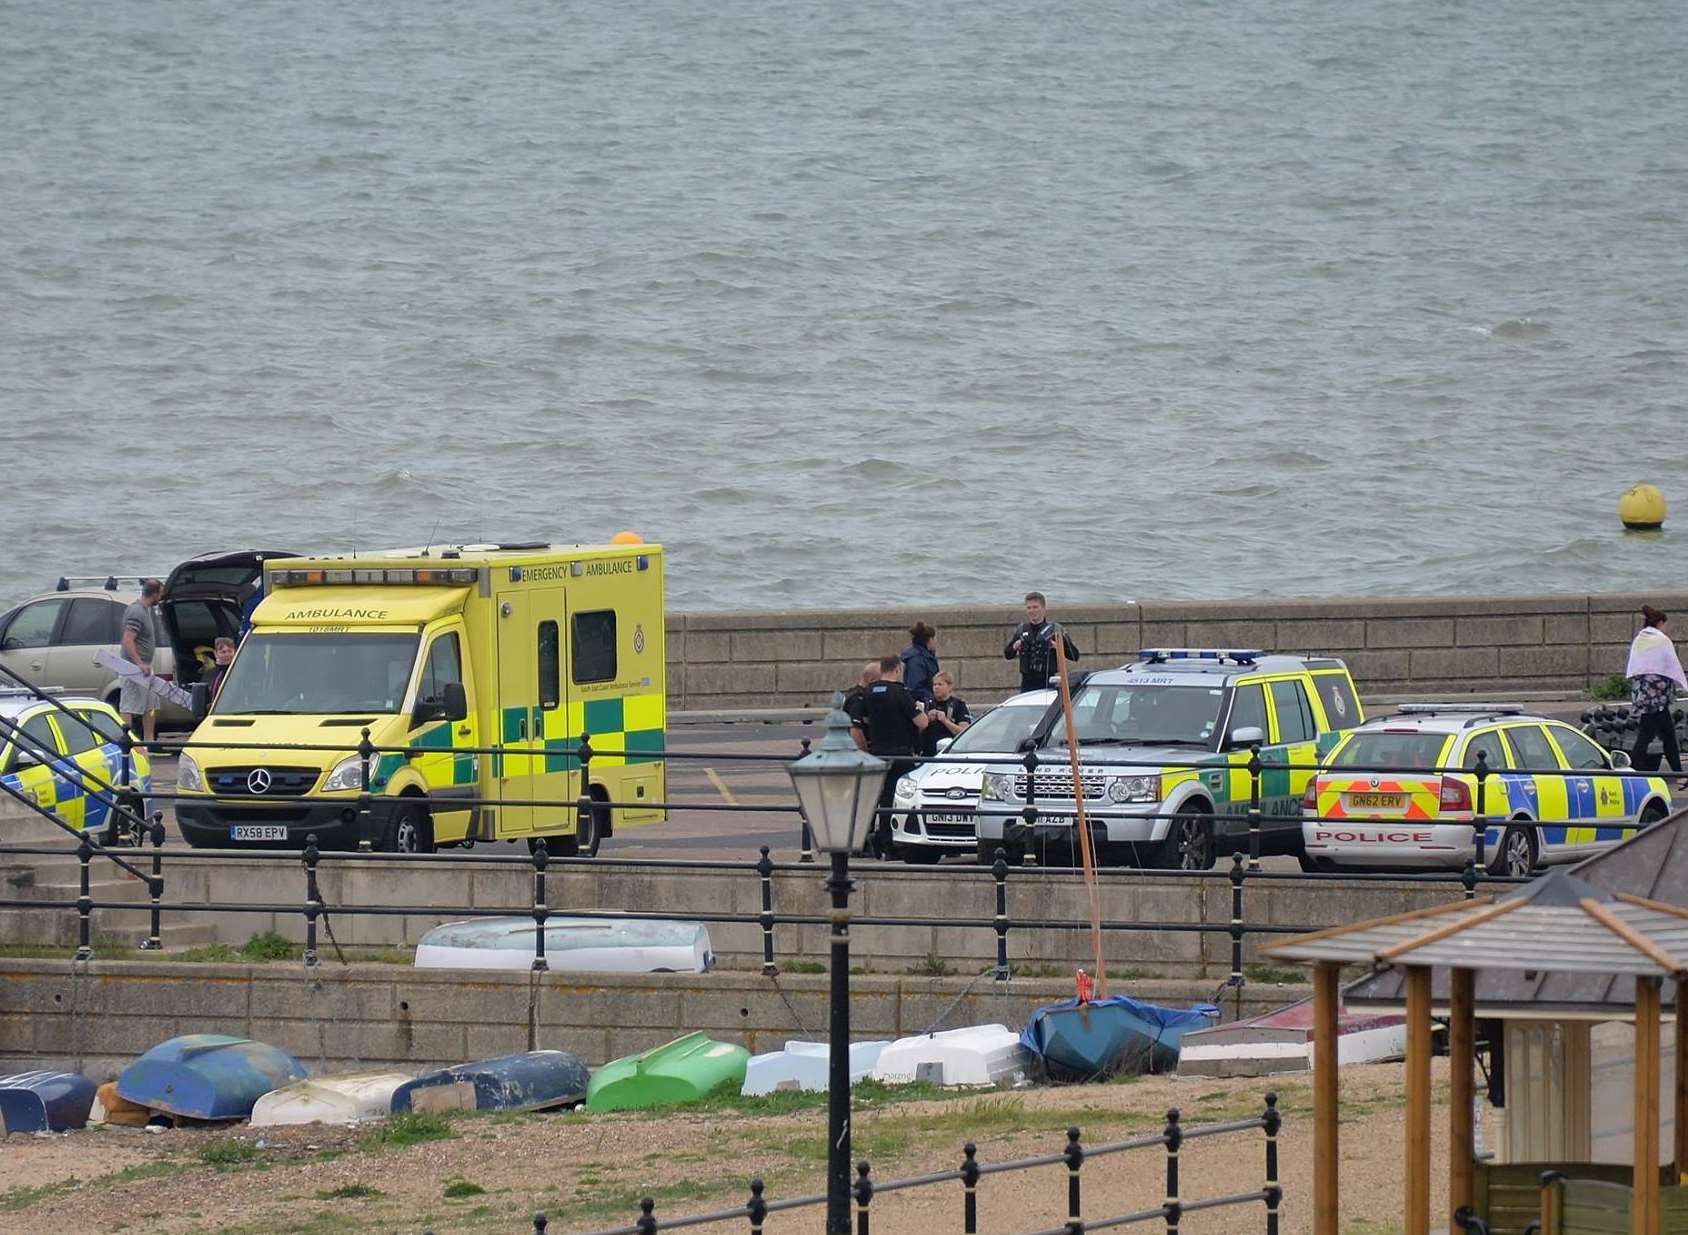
xmin=0 ymin=1062 xmax=1453 ymax=1235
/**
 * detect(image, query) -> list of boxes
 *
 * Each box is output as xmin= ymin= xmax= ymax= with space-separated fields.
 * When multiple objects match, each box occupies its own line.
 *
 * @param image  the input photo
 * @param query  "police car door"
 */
xmin=1548 ymin=723 xmax=1637 ymax=853
xmin=1500 ymin=724 xmax=1570 ymax=862
xmin=7 ymin=710 xmax=78 ymax=826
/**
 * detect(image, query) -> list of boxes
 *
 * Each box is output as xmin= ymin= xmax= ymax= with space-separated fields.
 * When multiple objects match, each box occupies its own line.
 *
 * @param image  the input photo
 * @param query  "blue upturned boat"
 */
xmin=0 ymin=1070 xmax=97 ymax=1133
xmin=391 ymin=1050 xmax=591 ymax=1115
xmin=1021 ymin=996 xmax=1221 ymax=1082
xmin=115 ymin=1034 xmax=308 ymax=1121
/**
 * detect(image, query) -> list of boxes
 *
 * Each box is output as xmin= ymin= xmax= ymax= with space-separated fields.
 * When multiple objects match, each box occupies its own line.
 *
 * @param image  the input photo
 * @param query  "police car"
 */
xmin=1300 ymin=704 xmax=1673 ymax=877
xmin=977 ymin=650 xmax=1366 ymax=869
xmin=888 ymin=689 xmax=1056 ymax=863
xmin=0 ymin=689 xmax=152 ymax=838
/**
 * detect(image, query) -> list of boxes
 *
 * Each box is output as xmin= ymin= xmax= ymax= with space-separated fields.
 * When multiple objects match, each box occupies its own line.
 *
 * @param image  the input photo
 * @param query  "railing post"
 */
xmin=75 ymin=832 xmax=93 ymax=962
xmin=302 ymin=834 xmax=321 ymax=969
xmin=1472 ymin=750 xmax=1490 ymax=873
xmin=854 ymin=1161 xmax=874 ymax=1235
xmin=1229 ymin=852 xmax=1246 ymax=990
xmin=532 ymin=839 xmax=550 ymax=972
xmin=1247 ymin=745 xmax=1263 ymax=872
xmin=1021 ymin=747 xmax=1040 ymax=867
xmin=747 ymin=1179 xmax=766 ymax=1235
xmin=1065 ymin=1126 xmax=1085 ymax=1233
xmin=758 ymin=846 xmax=777 ymax=976
xmin=356 ymin=728 xmax=375 ymax=851
xmin=961 ymin=1142 xmax=979 ymax=1235
xmin=993 ymin=848 xmax=1011 ymax=981
xmin=142 ymin=814 xmax=165 ymax=951
xmin=1263 ymin=1091 xmax=1282 ymax=1235
xmin=1461 ymin=859 xmax=1478 ymax=901
xmin=798 ymin=738 xmax=815 ymax=863
xmin=533 ymin=1214 xmax=548 ymax=1235
xmin=1163 ymin=1108 xmax=1182 ymax=1235
xmin=118 ymin=729 xmax=136 ymax=847
xmin=636 ymin=1197 xmax=656 ymax=1235
xmin=576 ymin=732 xmax=594 ymax=851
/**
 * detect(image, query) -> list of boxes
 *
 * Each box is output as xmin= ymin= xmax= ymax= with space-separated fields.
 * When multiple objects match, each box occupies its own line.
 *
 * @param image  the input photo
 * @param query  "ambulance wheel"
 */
xmin=1493 ymin=824 xmax=1537 ymax=878
xmin=574 ymin=801 xmax=605 ymax=858
xmin=383 ymin=801 xmax=434 ymax=854
xmin=1152 ymin=805 xmax=1214 ymax=871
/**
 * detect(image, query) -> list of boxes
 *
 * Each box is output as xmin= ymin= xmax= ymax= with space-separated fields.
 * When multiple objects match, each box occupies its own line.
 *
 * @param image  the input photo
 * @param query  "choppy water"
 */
xmin=4 ymin=0 xmax=1687 ymax=611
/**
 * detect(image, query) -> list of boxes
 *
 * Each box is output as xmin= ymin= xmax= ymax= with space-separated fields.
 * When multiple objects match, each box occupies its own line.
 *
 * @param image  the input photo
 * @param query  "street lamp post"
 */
xmin=787 ymin=692 xmax=888 ymax=1235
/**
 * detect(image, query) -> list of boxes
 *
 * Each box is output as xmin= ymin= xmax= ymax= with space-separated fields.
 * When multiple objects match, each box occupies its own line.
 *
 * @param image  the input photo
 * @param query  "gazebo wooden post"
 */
xmin=1675 ymin=978 xmax=1687 ymax=1185
xmin=1449 ymin=966 xmax=1476 ymax=1225
xmin=1637 ymin=975 xmax=1662 ymax=1235
xmin=1406 ymin=964 xmax=1433 ymax=1235
xmin=1313 ymin=960 xmax=1340 ymax=1235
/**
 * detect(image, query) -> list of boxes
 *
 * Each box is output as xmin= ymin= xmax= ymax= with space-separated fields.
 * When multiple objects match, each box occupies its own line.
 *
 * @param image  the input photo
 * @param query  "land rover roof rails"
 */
xmin=1393 ymin=702 xmax=1527 ymax=717
xmin=54 ymin=575 xmax=154 ymax=592
xmin=1136 ymin=648 xmax=1264 ymax=665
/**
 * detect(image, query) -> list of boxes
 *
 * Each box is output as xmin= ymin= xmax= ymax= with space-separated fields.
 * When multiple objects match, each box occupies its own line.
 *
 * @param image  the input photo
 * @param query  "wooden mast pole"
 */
xmin=1053 ymin=635 xmax=1106 ymax=998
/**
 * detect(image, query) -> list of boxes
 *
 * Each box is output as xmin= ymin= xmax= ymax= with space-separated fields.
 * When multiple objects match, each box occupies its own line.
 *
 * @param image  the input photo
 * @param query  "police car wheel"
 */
xmin=1494 ymin=825 xmax=1537 ymax=878
xmin=1641 ymin=801 xmax=1669 ymax=827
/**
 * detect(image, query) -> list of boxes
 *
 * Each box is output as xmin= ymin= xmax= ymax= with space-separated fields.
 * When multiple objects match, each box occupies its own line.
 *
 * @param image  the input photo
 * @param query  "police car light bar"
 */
xmin=1394 ymin=702 xmax=1526 ymax=716
xmin=271 ymin=567 xmax=479 ymax=587
xmin=1137 ymin=648 xmax=1264 ymax=665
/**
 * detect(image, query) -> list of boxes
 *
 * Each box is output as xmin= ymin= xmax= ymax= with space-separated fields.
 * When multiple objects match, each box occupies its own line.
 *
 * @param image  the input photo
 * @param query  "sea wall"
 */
xmin=664 ymin=591 xmax=1685 ymax=710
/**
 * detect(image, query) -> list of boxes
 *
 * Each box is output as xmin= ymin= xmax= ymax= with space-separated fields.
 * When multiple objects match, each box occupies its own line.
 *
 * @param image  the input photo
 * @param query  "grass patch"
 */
xmin=198 ymin=1139 xmax=262 ymax=1169
xmin=909 ymin=952 xmax=953 ymax=977
xmin=180 ymin=942 xmax=241 ymax=962
xmin=315 ymin=1185 xmax=382 ymax=1200
xmin=780 ymin=959 xmax=825 ymax=974
xmin=1591 ymin=673 xmax=1631 ymax=701
xmin=572 ymin=1177 xmax=731 ymax=1221
xmin=1243 ymin=965 xmax=1305 ymax=985
xmin=360 ymin=1110 xmax=456 ymax=1150
xmin=240 ymin=931 xmax=298 ymax=961
xmin=0 ymin=1178 xmax=80 ymax=1213
xmin=443 ymin=1181 xmax=486 ymax=1199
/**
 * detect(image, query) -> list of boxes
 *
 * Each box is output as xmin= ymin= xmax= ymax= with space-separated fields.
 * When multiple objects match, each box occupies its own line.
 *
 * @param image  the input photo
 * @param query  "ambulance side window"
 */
xmin=1227 ymin=683 xmax=1267 ymax=746
xmin=1313 ymin=674 xmax=1362 ymax=730
xmin=420 ymin=633 xmax=464 ymax=705
xmin=537 ymin=622 xmax=560 ymax=710
xmin=572 ymin=611 xmax=617 ymax=685
xmin=1268 ymin=680 xmax=1314 ymax=745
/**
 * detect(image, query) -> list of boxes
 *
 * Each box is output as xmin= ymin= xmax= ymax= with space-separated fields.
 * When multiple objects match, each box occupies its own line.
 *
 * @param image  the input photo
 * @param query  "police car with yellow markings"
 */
xmin=977 ymin=650 xmax=1366 ymax=869
xmin=174 ymin=540 xmax=666 ymax=853
xmin=0 ymin=690 xmax=152 ymax=837
xmin=1300 ymin=703 xmax=1673 ymax=877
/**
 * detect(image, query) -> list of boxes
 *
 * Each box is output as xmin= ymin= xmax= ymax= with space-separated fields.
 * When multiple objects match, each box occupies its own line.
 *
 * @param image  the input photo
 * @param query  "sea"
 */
xmin=3 ymin=0 xmax=1686 ymax=612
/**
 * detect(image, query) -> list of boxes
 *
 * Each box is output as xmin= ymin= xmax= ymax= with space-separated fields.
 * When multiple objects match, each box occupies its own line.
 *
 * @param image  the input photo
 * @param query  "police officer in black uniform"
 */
xmin=1004 ymin=591 xmax=1080 ymax=693
xmin=852 ymin=654 xmax=929 ymax=859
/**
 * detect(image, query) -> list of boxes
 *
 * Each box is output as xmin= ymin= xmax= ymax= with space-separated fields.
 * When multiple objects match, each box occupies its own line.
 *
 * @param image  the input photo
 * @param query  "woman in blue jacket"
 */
xmin=901 ymin=622 xmax=940 ymax=702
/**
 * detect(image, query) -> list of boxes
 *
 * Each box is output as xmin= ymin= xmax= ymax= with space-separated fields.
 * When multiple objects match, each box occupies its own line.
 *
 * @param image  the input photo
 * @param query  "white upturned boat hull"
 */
xmin=250 ymin=1071 xmax=415 ymax=1126
xmin=1177 ymin=996 xmax=1409 ymax=1078
xmin=872 ymin=1025 xmax=1031 ymax=1088
xmin=742 ymin=1040 xmax=889 ymax=1095
xmin=414 ymin=917 xmax=713 ymax=974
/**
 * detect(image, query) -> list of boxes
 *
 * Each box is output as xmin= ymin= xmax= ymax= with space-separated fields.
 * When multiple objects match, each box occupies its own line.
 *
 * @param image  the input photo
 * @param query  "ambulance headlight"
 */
xmin=176 ymin=754 xmax=205 ymax=793
xmin=894 ymin=776 xmax=917 ymax=802
xmin=1108 ymin=775 xmax=1158 ymax=804
xmin=322 ymin=756 xmax=367 ymax=792
xmin=982 ymin=772 xmax=1013 ymax=802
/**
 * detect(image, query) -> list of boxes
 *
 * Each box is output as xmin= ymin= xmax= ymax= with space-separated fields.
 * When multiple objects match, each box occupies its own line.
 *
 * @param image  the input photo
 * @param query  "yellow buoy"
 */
xmin=1619 ymin=484 xmax=1667 ymax=531
xmin=610 ymin=530 xmax=645 ymax=545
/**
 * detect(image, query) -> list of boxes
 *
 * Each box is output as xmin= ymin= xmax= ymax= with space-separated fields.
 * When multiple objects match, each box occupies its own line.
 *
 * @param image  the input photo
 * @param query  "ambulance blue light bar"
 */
xmin=1137 ymin=648 xmax=1264 ymax=665
xmin=272 ymin=567 xmax=479 ymax=586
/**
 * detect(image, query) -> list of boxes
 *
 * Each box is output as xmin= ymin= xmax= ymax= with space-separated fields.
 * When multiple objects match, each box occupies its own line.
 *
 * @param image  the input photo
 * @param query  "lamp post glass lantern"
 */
xmin=787 ymin=692 xmax=889 ymax=1235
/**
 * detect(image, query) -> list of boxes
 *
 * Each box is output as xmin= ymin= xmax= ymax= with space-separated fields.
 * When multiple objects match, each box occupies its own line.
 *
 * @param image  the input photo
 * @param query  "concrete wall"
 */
xmin=0 ymin=958 xmax=1313 ymax=1080
xmin=1 ymin=843 xmax=1464 ymax=978
xmin=665 ymin=591 xmax=1686 ymax=709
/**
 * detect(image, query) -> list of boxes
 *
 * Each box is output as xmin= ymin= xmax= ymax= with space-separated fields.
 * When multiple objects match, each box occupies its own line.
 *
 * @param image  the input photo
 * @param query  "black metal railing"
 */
xmin=468 ymin=1098 xmax=1282 ymax=1235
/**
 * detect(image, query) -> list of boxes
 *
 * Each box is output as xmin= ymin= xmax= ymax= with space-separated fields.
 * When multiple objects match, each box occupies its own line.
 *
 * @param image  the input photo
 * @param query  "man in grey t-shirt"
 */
xmin=120 ymin=578 xmax=164 ymax=749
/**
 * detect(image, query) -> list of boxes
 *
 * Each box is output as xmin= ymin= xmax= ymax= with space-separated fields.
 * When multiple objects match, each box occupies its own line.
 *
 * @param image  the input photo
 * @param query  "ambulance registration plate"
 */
xmin=1345 ymin=793 xmax=1403 ymax=809
xmin=230 ymin=825 xmax=288 ymax=842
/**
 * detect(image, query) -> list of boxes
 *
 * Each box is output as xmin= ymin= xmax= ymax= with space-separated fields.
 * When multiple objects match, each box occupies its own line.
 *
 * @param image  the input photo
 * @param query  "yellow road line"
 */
xmin=704 ymin=766 xmax=739 ymax=807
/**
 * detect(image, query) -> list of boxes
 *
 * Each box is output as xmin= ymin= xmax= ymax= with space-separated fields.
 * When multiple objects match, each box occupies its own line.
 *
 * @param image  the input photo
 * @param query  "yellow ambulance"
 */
xmin=174 ymin=540 xmax=665 ymax=854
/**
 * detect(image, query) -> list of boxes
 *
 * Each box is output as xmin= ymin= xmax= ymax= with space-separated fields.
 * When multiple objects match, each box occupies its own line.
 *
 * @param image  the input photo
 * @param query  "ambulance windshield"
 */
xmin=214 ymin=633 xmax=421 ymax=716
xmin=1046 ymin=683 xmax=1224 ymax=749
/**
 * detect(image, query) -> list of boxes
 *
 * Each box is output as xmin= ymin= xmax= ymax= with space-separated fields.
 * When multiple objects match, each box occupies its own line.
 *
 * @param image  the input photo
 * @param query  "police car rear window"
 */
xmin=1331 ymin=733 xmax=1450 ymax=770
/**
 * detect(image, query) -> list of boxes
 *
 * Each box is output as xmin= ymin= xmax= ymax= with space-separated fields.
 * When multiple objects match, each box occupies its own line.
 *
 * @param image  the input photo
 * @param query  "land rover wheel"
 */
xmin=1152 ymin=805 xmax=1214 ymax=871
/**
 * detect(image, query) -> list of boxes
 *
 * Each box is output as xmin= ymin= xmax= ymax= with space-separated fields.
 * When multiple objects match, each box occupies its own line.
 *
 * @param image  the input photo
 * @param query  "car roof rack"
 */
xmin=1393 ymin=702 xmax=1527 ymax=717
xmin=54 ymin=574 xmax=153 ymax=592
xmin=1137 ymin=648 xmax=1264 ymax=666
xmin=0 ymin=686 xmax=64 ymax=699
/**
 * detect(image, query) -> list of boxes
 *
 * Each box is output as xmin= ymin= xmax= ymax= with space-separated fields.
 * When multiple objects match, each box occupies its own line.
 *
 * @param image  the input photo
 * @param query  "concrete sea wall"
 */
xmin=665 ymin=591 xmax=1685 ymax=710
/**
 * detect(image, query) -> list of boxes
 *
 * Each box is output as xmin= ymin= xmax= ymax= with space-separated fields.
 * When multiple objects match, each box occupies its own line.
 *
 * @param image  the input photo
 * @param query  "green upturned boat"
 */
xmin=586 ymin=1032 xmax=750 ymax=1113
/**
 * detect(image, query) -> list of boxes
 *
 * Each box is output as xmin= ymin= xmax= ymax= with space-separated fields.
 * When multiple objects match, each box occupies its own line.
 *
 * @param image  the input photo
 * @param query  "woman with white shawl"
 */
xmin=1626 ymin=605 xmax=1687 ymax=783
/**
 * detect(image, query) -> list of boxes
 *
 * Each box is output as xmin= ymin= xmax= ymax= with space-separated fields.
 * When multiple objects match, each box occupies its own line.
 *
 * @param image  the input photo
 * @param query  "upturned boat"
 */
xmin=251 ymin=1070 xmax=416 ymax=1126
xmin=1177 ymin=995 xmax=1407 ymax=1077
xmin=390 ymin=1050 xmax=590 ymax=1115
xmin=115 ymin=1034 xmax=308 ymax=1122
xmin=0 ymin=1070 xmax=97 ymax=1133
xmin=872 ymin=1025 xmax=1032 ymax=1088
xmin=1022 ymin=995 xmax=1220 ymax=1082
xmin=586 ymin=1033 xmax=750 ymax=1112
xmin=741 ymin=1040 xmax=889 ymax=1096
xmin=414 ymin=916 xmax=714 ymax=973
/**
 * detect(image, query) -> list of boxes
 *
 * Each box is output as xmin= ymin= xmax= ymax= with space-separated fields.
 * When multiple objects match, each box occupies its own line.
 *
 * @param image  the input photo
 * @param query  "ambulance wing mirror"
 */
xmin=1228 ymin=725 xmax=1264 ymax=750
xmin=442 ymin=682 xmax=468 ymax=723
xmin=412 ymin=682 xmax=468 ymax=728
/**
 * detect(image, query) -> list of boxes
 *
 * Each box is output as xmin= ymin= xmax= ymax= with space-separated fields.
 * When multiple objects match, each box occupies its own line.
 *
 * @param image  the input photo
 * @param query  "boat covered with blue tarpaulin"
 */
xmin=1021 ymin=995 xmax=1220 ymax=1082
